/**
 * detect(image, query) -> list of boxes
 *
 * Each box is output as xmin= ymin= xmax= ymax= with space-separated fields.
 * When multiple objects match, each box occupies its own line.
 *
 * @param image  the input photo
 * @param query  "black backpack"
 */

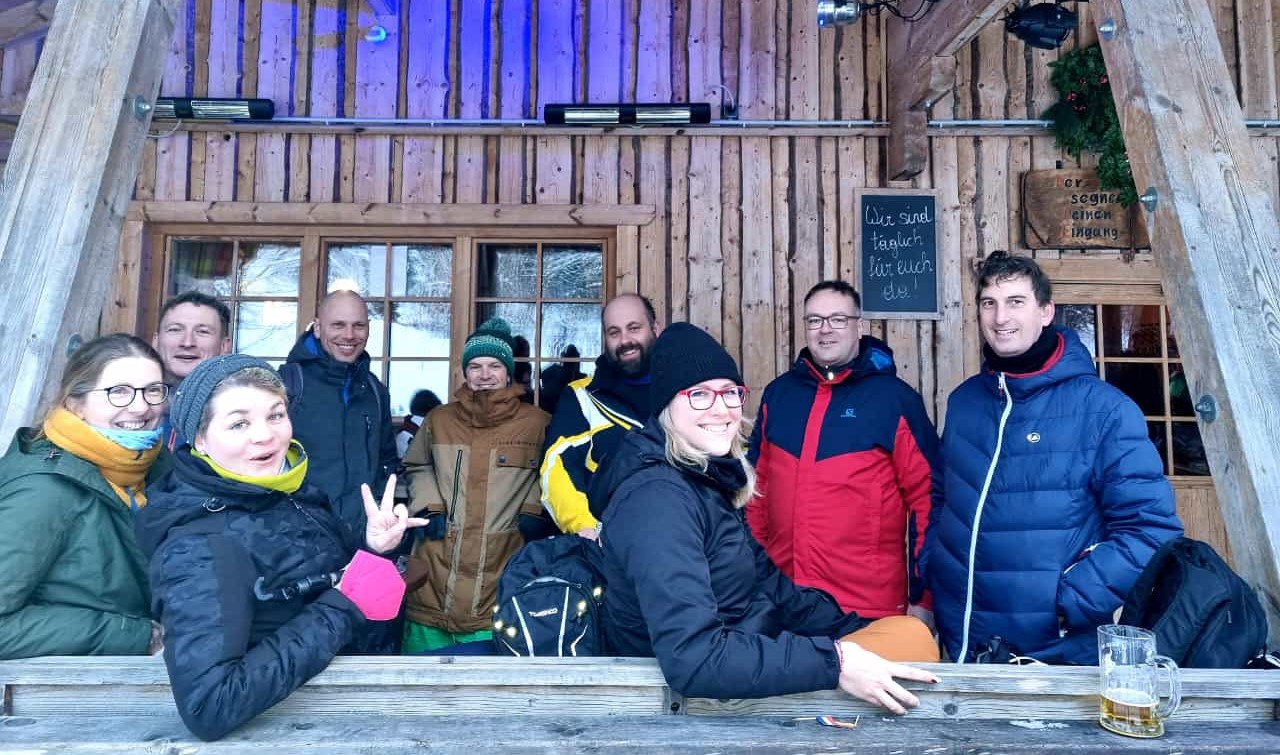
xmin=492 ymin=535 xmax=607 ymax=657
xmin=1119 ymin=537 xmax=1268 ymax=668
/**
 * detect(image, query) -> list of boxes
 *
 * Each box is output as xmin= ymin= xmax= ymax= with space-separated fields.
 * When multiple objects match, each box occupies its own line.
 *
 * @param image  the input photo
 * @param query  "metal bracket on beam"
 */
xmin=664 ymin=688 xmax=687 ymax=715
xmin=1195 ymin=395 xmax=1218 ymax=424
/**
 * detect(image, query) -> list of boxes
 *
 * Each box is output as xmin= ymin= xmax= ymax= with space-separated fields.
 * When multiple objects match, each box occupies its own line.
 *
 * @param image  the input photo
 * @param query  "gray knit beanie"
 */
xmin=170 ymin=353 xmax=276 ymax=444
xmin=462 ymin=317 xmax=516 ymax=374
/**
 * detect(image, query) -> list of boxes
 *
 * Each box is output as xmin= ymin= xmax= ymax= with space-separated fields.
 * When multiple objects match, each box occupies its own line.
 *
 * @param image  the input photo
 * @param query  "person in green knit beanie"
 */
xmin=401 ymin=316 xmax=552 ymax=653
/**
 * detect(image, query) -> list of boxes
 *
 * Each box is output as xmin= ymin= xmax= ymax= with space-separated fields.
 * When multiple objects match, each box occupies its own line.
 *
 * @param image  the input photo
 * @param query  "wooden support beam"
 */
xmin=0 ymin=0 xmax=179 ymax=443
xmin=0 ymin=0 xmax=57 ymax=48
xmin=884 ymin=0 xmax=1009 ymax=179
xmin=1093 ymin=0 xmax=1280 ymax=635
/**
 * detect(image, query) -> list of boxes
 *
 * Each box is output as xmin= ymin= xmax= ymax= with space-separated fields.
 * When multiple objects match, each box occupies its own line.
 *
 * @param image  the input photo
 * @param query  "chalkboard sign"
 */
xmin=856 ymin=190 xmax=942 ymax=320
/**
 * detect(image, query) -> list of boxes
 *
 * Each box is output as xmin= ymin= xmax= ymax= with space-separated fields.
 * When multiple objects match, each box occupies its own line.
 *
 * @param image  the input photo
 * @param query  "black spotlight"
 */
xmin=1006 ymin=2 xmax=1078 ymax=50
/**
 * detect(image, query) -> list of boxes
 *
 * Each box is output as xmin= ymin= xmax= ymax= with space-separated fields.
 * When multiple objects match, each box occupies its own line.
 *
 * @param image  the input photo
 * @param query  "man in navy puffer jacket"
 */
xmin=927 ymin=252 xmax=1183 ymax=665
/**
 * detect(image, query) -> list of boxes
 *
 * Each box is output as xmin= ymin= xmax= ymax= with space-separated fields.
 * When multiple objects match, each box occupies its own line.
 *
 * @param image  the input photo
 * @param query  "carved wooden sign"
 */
xmin=1021 ymin=169 xmax=1150 ymax=249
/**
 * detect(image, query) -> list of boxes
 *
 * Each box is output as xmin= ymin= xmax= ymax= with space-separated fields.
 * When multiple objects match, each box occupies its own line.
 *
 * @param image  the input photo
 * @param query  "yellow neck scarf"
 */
xmin=193 ymin=440 xmax=309 ymax=494
xmin=42 ymin=408 xmax=162 ymax=508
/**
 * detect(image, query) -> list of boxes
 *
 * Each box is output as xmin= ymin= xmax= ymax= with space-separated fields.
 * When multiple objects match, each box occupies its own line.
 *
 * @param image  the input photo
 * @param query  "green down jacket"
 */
xmin=0 ymin=429 xmax=171 ymax=659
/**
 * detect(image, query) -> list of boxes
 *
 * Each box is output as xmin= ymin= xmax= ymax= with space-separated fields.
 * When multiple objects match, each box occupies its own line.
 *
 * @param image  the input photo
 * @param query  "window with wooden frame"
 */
xmin=154 ymin=226 xmax=615 ymax=415
xmin=1052 ymin=301 xmax=1208 ymax=478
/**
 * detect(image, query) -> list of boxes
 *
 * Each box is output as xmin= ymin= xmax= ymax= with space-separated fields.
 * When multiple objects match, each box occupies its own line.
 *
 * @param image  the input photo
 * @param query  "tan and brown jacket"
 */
xmin=402 ymin=384 xmax=549 ymax=633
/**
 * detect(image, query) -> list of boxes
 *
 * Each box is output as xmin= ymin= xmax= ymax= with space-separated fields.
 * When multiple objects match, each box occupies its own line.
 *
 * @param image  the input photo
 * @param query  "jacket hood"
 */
xmin=587 ymin=422 xmax=745 ymax=520
xmin=286 ymin=328 xmax=373 ymax=377
xmin=981 ymin=327 xmax=1095 ymax=400
xmin=588 ymin=422 xmax=668 ymax=518
xmin=4 ymin=428 xmax=173 ymax=500
xmin=448 ymin=384 xmax=528 ymax=428
xmin=134 ymin=448 xmax=292 ymax=558
xmin=794 ymin=335 xmax=897 ymax=384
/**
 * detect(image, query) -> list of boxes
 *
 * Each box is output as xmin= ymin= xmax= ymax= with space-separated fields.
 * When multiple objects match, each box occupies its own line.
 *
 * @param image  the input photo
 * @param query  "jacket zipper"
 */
xmin=957 ymin=371 xmax=1013 ymax=664
xmin=444 ymin=449 xmax=466 ymax=618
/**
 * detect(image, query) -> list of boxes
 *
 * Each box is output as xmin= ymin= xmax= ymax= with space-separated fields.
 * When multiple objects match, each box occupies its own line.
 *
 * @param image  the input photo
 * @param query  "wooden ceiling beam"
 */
xmin=1095 ymin=0 xmax=1280 ymax=634
xmin=0 ymin=0 xmax=57 ymax=48
xmin=885 ymin=0 xmax=1010 ymax=180
xmin=0 ymin=0 xmax=179 ymax=440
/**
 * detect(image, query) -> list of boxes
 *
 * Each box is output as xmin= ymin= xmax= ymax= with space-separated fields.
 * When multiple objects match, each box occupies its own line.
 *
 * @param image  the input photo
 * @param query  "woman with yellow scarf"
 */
xmin=0 ymin=334 xmax=171 ymax=659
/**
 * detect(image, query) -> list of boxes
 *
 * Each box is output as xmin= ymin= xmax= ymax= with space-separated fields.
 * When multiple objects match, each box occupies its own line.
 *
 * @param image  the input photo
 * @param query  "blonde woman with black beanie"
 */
xmin=591 ymin=323 xmax=940 ymax=713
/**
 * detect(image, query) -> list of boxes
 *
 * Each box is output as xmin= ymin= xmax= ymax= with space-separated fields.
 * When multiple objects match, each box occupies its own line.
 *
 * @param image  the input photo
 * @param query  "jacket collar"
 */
xmin=794 ymin=335 xmax=898 ymax=385
xmin=449 ymin=383 xmax=526 ymax=428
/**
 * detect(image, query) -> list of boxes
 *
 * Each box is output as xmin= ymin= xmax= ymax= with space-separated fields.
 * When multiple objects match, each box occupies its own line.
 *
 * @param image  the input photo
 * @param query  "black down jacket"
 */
xmin=591 ymin=422 xmax=869 ymax=699
xmin=135 ymin=449 xmax=366 ymax=741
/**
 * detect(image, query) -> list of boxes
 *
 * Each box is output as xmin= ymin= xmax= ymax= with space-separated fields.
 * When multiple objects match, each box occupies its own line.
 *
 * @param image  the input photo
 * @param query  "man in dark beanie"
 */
xmin=400 ymin=316 xmax=551 ymax=653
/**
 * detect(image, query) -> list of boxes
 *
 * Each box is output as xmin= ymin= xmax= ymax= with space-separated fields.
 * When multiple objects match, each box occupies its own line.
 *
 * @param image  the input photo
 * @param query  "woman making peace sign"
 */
xmin=136 ymin=354 xmax=425 ymax=741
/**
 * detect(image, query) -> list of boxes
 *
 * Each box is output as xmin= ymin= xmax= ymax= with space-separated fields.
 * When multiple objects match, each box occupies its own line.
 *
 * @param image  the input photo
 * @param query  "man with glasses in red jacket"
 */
xmin=748 ymin=280 xmax=942 ymax=626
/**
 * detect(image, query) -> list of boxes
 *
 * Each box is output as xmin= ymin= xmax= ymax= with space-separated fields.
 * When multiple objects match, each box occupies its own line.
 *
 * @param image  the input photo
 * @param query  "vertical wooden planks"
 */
xmin=1238 ymin=0 xmax=1279 ymax=211
xmin=739 ymin=137 xmax=775 ymax=400
xmin=688 ymin=136 xmax=722 ymax=337
xmin=819 ymin=136 xmax=838 ymax=280
xmin=669 ymin=137 xmax=689 ymax=322
xmin=837 ymin=136 xmax=864 ymax=285
xmin=720 ymin=138 xmax=742 ymax=363
xmin=957 ymin=137 xmax=981 ymax=377
xmin=454 ymin=0 xmax=487 ymax=203
xmin=582 ymin=0 xmax=620 ymax=207
xmin=237 ymin=0 xmax=260 ymax=201
xmin=401 ymin=0 xmax=447 ymax=204
xmin=636 ymin=0 xmax=672 ymax=102
xmin=771 ymin=137 xmax=792 ymax=373
xmin=792 ymin=136 xmax=820 ymax=358
xmin=739 ymin=0 xmax=775 ymax=119
xmin=616 ymin=136 xmax=639 ymax=293
xmin=309 ymin=0 xmax=341 ymax=202
xmin=932 ymin=136 xmax=965 ymax=425
xmin=535 ymin=0 xmax=573 ymax=203
xmin=254 ymin=0 xmax=292 ymax=201
xmin=202 ymin=0 xmax=239 ymax=200
xmin=686 ymin=0 xmax=720 ymax=113
xmin=352 ymin=0 xmax=396 ymax=202
xmin=637 ymin=136 xmax=668 ymax=320
xmin=153 ymin=0 xmax=190 ymax=200
xmin=497 ymin=0 xmax=532 ymax=203
xmin=290 ymin=0 xmax=313 ymax=202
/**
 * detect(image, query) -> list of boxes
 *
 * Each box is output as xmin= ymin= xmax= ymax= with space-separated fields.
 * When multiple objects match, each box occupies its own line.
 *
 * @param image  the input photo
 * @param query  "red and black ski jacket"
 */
xmin=747 ymin=337 xmax=943 ymax=618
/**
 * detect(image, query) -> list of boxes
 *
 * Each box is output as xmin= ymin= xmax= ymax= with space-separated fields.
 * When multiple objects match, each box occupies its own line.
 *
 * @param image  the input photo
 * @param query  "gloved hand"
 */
xmin=337 ymin=550 xmax=406 ymax=621
xmin=422 ymin=512 xmax=447 ymax=541
xmin=518 ymin=512 xmax=557 ymax=543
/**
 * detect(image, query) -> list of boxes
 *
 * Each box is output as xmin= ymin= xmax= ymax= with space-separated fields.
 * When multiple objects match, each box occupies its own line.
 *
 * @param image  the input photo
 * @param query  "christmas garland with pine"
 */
xmin=1043 ymin=44 xmax=1138 ymax=207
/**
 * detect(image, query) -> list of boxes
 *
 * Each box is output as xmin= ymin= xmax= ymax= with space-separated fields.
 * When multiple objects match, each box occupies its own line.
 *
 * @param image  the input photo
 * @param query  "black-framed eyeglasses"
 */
xmin=803 ymin=314 xmax=860 ymax=330
xmin=677 ymin=385 xmax=749 ymax=411
xmin=89 ymin=383 xmax=170 ymax=408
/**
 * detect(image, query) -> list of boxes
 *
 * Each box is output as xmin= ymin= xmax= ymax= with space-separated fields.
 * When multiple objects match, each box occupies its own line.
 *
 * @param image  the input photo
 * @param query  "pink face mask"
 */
xmin=338 ymin=550 xmax=406 ymax=621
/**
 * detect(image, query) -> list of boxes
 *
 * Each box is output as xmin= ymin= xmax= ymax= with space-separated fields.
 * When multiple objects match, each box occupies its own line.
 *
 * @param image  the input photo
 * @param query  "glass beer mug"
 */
xmin=1097 ymin=624 xmax=1181 ymax=738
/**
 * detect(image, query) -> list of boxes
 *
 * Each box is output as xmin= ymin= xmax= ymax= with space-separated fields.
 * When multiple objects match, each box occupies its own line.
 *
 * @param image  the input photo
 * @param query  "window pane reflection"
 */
xmin=540 ymin=303 xmax=603 ymax=359
xmin=365 ymin=302 xmax=385 ymax=359
xmin=1172 ymin=421 xmax=1209 ymax=476
xmin=1147 ymin=421 xmax=1170 ymax=475
xmin=393 ymin=244 xmax=452 ymax=297
xmin=476 ymin=302 xmax=536 ymax=346
xmin=1054 ymin=304 xmax=1097 ymax=360
xmin=327 ymin=243 xmax=386 ymax=297
xmin=542 ymin=245 xmax=603 ymax=299
xmin=1104 ymin=362 xmax=1164 ymax=415
xmin=1169 ymin=362 xmax=1194 ymax=417
xmin=388 ymin=361 xmax=452 ymax=416
xmin=239 ymin=243 xmax=301 ymax=297
xmin=1101 ymin=304 xmax=1162 ymax=358
xmin=236 ymin=301 xmax=297 ymax=357
xmin=390 ymin=302 xmax=451 ymax=357
xmin=476 ymin=244 xmax=537 ymax=298
xmin=171 ymin=240 xmax=234 ymax=297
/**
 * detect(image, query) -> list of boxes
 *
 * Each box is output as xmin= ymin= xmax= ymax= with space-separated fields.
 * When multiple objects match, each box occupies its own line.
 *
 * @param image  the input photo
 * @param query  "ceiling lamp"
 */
xmin=544 ymin=103 xmax=711 ymax=126
xmin=153 ymin=98 xmax=275 ymax=121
